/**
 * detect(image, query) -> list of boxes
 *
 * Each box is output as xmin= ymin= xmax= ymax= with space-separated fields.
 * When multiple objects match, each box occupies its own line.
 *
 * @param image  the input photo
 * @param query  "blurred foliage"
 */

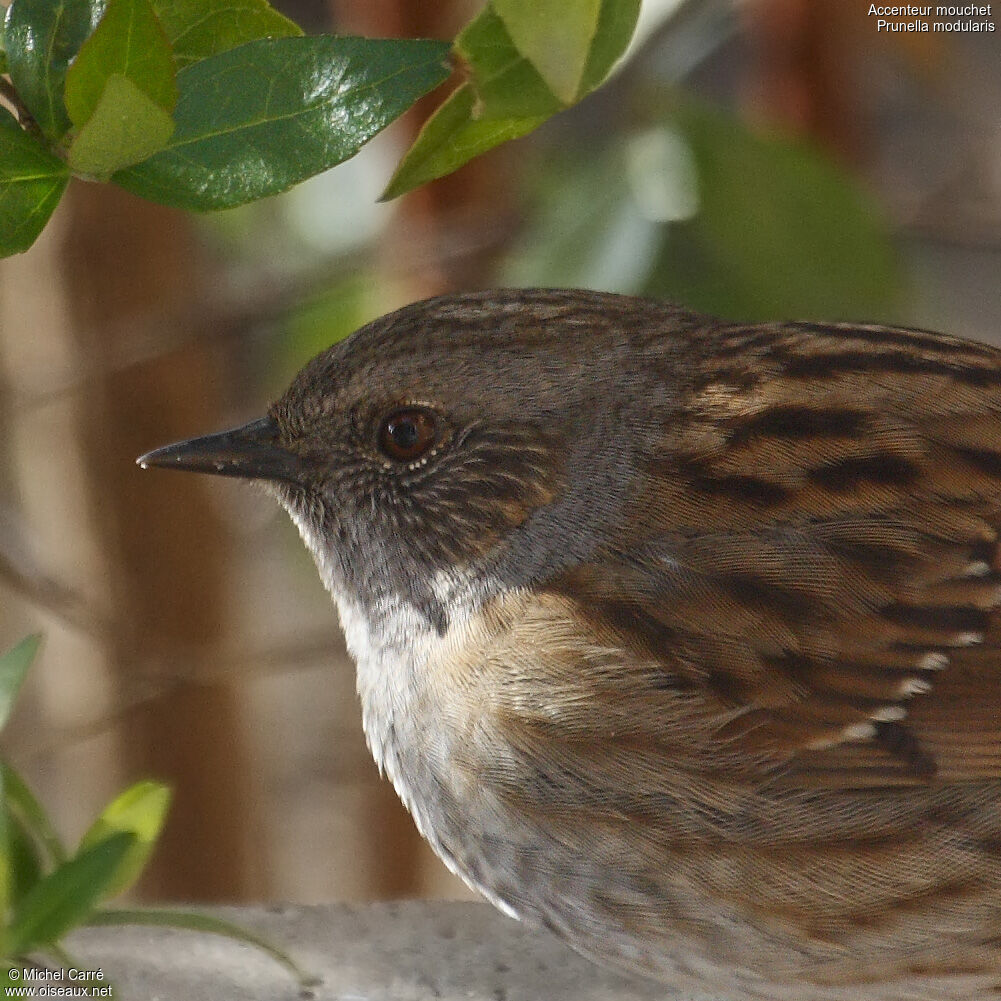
xmin=0 ymin=0 xmax=643 ymax=254
xmin=0 ymin=0 xmax=902 ymax=325
xmin=178 ymin=1 xmax=905 ymax=395
xmin=384 ymin=0 xmax=641 ymax=197
xmin=0 ymin=636 xmax=311 ymax=989
xmin=502 ymin=97 xmax=902 ymax=323
xmin=273 ymin=275 xmax=388 ymax=389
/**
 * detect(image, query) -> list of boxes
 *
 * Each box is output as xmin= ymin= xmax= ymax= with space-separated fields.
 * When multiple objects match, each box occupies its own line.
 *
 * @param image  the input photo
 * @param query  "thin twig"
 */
xmin=0 ymin=504 xmax=116 ymax=638
xmin=13 ymin=628 xmax=350 ymax=763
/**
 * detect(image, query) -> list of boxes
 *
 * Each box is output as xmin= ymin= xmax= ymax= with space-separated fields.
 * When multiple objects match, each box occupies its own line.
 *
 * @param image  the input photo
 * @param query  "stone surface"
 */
xmin=66 ymin=901 xmax=669 ymax=1001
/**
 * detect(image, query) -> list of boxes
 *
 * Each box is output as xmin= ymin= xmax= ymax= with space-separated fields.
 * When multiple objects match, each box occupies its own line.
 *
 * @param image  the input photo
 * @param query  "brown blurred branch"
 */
xmin=741 ymin=0 xmax=867 ymax=161
xmin=0 ymin=505 xmax=115 ymax=637
xmin=61 ymin=181 xmax=255 ymax=902
xmin=2 ymin=213 xmax=515 ymax=413
xmin=14 ymin=627 xmax=345 ymax=761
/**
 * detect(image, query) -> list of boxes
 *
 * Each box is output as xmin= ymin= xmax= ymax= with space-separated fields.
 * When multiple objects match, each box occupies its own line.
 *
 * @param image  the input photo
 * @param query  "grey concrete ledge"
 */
xmin=66 ymin=901 xmax=668 ymax=1001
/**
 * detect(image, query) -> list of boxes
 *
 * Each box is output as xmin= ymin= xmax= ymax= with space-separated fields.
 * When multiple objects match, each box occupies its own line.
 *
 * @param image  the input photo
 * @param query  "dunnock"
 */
xmin=140 ymin=289 xmax=1001 ymax=999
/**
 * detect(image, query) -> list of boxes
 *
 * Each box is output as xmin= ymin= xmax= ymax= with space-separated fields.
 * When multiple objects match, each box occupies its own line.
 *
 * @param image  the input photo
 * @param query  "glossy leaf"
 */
xmin=88 ymin=908 xmax=317 ymax=986
xmin=4 ymin=763 xmax=68 ymax=867
xmin=382 ymin=83 xmax=544 ymax=200
xmin=64 ymin=0 xmax=177 ymax=129
xmin=67 ymin=74 xmax=174 ymax=177
xmin=0 ymin=111 xmax=69 ymax=257
xmin=7 ymin=833 xmax=134 ymax=953
xmin=0 ymin=635 xmax=40 ymax=730
xmin=149 ymin=0 xmax=301 ymax=69
xmin=114 ymin=35 xmax=450 ymax=211
xmin=5 ymin=0 xmax=107 ymax=140
xmin=390 ymin=0 xmax=640 ymax=195
xmin=493 ymin=0 xmax=600 ymax=104
xmin=456 ymin=7 xmax=560 ymax=120
xmin=77 ymin=781 xmax=171 ymax=898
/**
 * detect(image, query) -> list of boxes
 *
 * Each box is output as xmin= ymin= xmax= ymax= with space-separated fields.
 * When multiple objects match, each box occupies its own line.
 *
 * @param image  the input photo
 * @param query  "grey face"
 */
xmin=266 ymin=376 xmax=566 ymax=632
xmin=138 ymin=288 xmax=688 ymax=631
xmin=265 ymin=293 xmax=623 ymax=630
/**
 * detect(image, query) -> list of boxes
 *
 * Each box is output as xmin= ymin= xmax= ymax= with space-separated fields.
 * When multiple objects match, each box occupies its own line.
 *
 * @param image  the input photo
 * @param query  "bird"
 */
xmin=139 ymin=288 xmax=1001 ymax=1000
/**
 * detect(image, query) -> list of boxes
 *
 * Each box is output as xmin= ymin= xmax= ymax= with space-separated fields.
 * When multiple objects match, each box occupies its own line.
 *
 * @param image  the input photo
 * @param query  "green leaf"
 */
xmin=457 ymin=0 xmax=639 ymax=118
xmin=388 ymin=0 xmax=639 ymax=196
xmin=6 ymin=814 xmax=44 ymax=910
xmin=5 ymin=0 xmax=107 ymax=140
xmin=114 ymin=35 xmax=451 ymax=211
xmin=87 ymin=908 xmax=318 ymax=987
xmin=0 ymin=635 xmax=40 ymax=730
xmin=64 ymin=0 xmax=177 ymax=129
xmin=8 ymin=833 xmax=135 ymax=953
xmin=493 ymin=0 xmax=601 ymax=104
xmin=0 ymin=776 xmax=44 ymax=957
xmin=149 ymin=0 xmax=302 ymax=69
xmin=3 ymin=760 xmax=68 ymax=872
xmin=4 ymin=763 xmax=68 ymax=867
xmin=67 ymin=74 xmax=175 ymax=178
xmin=0 ymin=770 xmax=42 ymax=944
xmin=578 ymin=0 xmax=642 ymax=95
xmin=0 ymin=17 xmax=9 ymax=75
xmin=382 ymin=83 xmax=543 ymax=199
xmin=0 ymin=765 xmax=8 ymax=931
xmin=455 ymin=6 xmax=560 ymax=119
xmin=77 ymin=781 xmax=171 ymax=899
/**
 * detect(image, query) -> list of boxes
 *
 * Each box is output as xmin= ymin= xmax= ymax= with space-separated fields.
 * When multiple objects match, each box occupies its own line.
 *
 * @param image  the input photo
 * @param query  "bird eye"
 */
xmin=378 ymin=407 xmax=438 ymax=462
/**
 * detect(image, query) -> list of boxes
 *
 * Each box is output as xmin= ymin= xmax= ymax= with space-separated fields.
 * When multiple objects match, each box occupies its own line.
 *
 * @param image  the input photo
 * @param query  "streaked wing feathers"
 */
xmin=553 ymin=321 xmax=1001 ymax=789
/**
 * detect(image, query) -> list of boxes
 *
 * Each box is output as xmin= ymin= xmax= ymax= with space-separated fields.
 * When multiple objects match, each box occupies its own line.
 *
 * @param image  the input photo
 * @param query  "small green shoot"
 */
xmin=0 ymin=635 xmax=315 ymax=988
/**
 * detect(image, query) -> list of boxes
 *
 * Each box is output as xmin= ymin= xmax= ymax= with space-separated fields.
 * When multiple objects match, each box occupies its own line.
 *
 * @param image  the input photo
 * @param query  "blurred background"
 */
xmin=1 ymin=0 xmax=999 ymax=905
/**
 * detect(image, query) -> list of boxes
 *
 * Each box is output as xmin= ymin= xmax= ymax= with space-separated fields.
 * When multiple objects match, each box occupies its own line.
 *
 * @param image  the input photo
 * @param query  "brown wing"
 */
xmin=551 ymin=320 xmax=1001 ymax=789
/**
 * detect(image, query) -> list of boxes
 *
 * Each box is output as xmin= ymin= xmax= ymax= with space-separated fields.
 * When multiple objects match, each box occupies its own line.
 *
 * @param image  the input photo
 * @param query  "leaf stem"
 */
xmin=0 ymin=78 xmax=44 ymax=142
xmin=86 ymin=908 xmax=319 ymax=988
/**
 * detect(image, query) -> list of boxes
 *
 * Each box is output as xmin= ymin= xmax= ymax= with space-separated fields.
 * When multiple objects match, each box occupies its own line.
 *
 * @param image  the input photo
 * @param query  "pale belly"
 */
xmin=332 ymin=582 xmax=1001 ymax=1000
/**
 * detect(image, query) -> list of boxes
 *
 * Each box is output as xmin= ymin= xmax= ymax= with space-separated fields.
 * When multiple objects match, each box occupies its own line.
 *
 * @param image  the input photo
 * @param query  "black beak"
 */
xmin=136 ymin=416 xmax=303 ymax=484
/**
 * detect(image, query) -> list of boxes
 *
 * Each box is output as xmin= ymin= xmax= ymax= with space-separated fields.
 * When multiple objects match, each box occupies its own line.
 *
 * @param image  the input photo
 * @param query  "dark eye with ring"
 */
xmin=378 ymin=407 xmax=439 ymax=462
